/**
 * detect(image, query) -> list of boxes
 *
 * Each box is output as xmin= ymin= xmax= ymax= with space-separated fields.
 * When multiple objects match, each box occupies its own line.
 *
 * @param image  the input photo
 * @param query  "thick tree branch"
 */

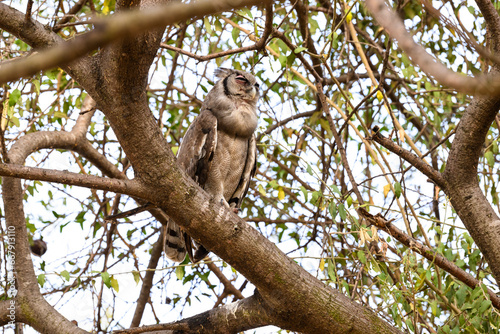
xmin=0 ymin=163 xmax=143 ymax=197
xmin=1 ymin=97 xmax=111 ymax=334
xmin=364 ymin=0 xmax=500 ymax=95
xmin=0 ymin=0 xmax=267 ymax=85
xmin=442 ymin=92 xmax=500 ymax=285
xmin=116 ymin=293 xmax=273 ymax=334
xmin=3 ymin=177 xmax=88 ymax=333
xmin=0 ymin=4 xmax=62 ymax=49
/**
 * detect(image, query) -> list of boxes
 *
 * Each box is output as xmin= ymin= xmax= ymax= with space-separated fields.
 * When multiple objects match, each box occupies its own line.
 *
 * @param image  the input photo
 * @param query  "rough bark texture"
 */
xmin=443 ymin=94 xmax=500 ymax=286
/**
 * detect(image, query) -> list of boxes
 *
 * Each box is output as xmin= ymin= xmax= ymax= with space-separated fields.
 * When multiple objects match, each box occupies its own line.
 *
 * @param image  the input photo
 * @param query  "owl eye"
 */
xmin=235 ymin=75 xmax=249 ymax=84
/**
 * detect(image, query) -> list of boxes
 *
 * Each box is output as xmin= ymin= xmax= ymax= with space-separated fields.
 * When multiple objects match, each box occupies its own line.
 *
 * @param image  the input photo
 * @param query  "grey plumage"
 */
xmin=166 ymin=68 xmax=260 ymax=262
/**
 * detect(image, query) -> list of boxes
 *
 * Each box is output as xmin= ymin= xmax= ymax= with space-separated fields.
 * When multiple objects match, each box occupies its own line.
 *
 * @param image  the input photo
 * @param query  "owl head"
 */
xmin=214 ymin=68 xmax=260 ymax=104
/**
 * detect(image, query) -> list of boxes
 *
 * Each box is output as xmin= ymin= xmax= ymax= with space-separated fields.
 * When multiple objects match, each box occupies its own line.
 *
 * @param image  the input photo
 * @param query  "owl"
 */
xmin=166 ymin=68 xmax=260 ymax=262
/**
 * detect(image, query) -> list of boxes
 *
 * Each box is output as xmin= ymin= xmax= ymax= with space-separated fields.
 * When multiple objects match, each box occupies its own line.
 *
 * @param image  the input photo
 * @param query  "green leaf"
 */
xmin=9 ymin=116 xmax=20 ymax=127
xmin=327 ymin=259 xmax=336 ymax=281
xmin=394 ymin=182 xmax=402 ymax=198
xmin=258 ymin=184 xmax=266 ymax=196
xmin=357 ymin=250 xmax=366 ymax=264
xmin=478 ymin=299 xmax=491 ymax=313
xmin=101 ymin=272 xmax=111 ymax=288
xmin=32 ymin=80 xmax=40 ymax=95
xmin=60 ymin=270 xmax=70 ymax=281
xmin=231 ymin=27 xmax=240 ymax=44
xmin=204 ymin=17 xmax=213 ymax=35
xmin=300 ymin=186 xmax=308 ymax=202
xmin=294 ymin=46 xmax=307 ymax=54
xmin=8 ymin=89 xmax=21 ymax=107
xmin=37 ymin=274 xmax=46 ymax=287
xmin=306 ymin=164 xmax=313 ymax=175
xmin=328 ymin=201 xmax=337 ymax=219
xmin=175 ymin=265 xmax=185 ymax=280
xmin=132 ymin=271 xmax=141 ymax=285
xmin=485 ymin=151 xmax=495 ymax=168
xmin=331 ymin=184 xmax=341 ymax=195
xmin=338 ymin=203 xmax=346 ymax=220
xmin=455 ymin=285 xmax=467 ymax=306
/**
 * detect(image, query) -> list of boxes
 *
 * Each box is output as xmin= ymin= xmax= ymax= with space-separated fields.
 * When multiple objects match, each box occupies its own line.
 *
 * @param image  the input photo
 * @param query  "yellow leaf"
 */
xmin=371 ymin=225 xmax=379 ymax=241
xmin=258 ymin=184 xmax=266 ymax=196
xmin=398 ymin=129 xmax=405 ymax=142
xmin=278 ymin=187 xmax=285 ymax=201
xmin=359 ymin=229 xmax=366 ymax=247
xmin=103 ymin=0 xmax=110 ymax=14
xmin=376 ymin=90 xmax=383 ymax=102
xmin=383 ymin=184 xmax=391 ymax=198
xmin=319 ymin=258 xmax=325 ymax=271
xmin=346 ymin=11 xmax=353 ymax=23
xmin=110 ymin=276 xmax=119 ymax=292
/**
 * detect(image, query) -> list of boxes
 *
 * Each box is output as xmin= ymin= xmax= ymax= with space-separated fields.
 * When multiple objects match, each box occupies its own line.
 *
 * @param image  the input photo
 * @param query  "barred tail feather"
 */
xmin=165 ymin=220 xmax=187 ymax=262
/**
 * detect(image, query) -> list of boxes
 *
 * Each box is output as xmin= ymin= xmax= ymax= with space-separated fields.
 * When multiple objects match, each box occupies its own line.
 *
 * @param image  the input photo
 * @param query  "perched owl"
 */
xmin=166 ymin=68 xmax=260 ymax=262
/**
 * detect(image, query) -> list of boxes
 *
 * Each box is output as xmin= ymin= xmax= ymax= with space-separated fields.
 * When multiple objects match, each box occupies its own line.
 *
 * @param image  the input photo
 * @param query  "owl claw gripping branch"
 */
xmin=165 ymin=68 xmax=260 ymax=263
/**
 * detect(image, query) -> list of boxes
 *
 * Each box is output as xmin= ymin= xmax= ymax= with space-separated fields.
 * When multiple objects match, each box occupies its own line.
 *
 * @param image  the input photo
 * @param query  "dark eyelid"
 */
xmin=254 ymin=83 xmax=260 ymax=89
xmin=235 ymin=75 xmax=249 ymax=83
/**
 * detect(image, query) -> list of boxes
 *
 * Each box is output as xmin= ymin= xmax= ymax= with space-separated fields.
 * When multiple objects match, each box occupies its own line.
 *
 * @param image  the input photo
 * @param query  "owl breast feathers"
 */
xmin=166 ymin=68 xmax=260 ymax=262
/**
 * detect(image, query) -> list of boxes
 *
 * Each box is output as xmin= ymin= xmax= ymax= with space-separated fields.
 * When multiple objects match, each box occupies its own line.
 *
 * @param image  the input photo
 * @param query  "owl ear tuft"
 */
xmin=214 ymin=68 xmax=233 ymax=79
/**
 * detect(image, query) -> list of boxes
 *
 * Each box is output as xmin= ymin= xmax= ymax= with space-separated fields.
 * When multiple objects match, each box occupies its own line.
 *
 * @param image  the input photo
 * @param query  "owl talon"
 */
xmin=233 ymin=208 xmax=240 ymax=214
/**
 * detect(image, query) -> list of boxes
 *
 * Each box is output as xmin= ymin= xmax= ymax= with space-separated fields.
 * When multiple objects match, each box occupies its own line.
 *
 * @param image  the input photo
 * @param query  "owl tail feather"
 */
xmin=165 ymin=220 xmax=187 ymax=262
xmin=165 ymin=220 xmax=211 ymax=263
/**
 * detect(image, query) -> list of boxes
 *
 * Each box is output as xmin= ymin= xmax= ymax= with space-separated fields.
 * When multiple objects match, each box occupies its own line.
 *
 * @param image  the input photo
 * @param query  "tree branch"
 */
xmin=357 ymin=208 xmax=500 ymax=310
xmin=364 ymin=0 xmax=500 ymax=95
xmin=0 ymin=163 xmax=144 ymax=197
xmin=116 ymin=293 xmax=273 ymax=334
xmin=130 ymin=229 xmax=165 ymax=328
xmin=370 ymin=126 xmax=447 ymax=190
xmin=475 ymin=0 xmax=500 ymax=53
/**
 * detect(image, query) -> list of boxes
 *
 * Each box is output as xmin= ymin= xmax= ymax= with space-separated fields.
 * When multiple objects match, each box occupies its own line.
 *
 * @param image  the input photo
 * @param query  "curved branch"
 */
xmin=364 ymin=0 xmax=500 ymax=95
xmin=442 ymin=93 xmax=500 ymax=284
xmin=0 ymin=3 xmax=62 ymax=49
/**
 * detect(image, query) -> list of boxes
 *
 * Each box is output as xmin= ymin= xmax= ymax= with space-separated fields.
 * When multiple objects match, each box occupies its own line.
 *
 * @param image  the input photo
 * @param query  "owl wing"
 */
xmin=166 ymin=109 xmax=218 ymax=263
xmin=228 ymin=135 xmax=257 ymax=209
xmin=177 ymin=109 xmax=218 ymax=185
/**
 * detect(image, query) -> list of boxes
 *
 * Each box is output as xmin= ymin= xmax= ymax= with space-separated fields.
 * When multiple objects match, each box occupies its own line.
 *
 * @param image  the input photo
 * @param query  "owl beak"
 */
xmin=250 ymin=87 xmax=257 ymax=100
